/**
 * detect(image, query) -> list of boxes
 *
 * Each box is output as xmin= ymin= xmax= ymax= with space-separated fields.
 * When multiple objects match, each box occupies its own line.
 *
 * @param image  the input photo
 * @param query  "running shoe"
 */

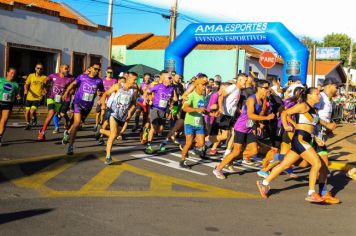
xmin=159 ymin=143 xmax=166 ymax=152
xmin=67 ymin=145 xmax=74 ymax=155
xmin=62 ymin=130 xmax=69 ymax=145
xmin=117 ymin=134 xmax=123 ymax=141
xmin=179 ymin=144 xmax=184 ymax=151
xmin=37 ymin=131 xmax=45 ymax=141
xmin=93 ymin=125 xmax=98 ymax=132
xmin=256 ymin=180 xmax=270 ymax=198
xmin=104 ymin=156 xmax=113 ymax=165
xmin=209 ymin=149 xmax=218 ymax=156
xmin=257 ymin=170 xmax=270 ymax=178
xmin=321 ymin=192 xmax=340 ymax=204
xmin=242 ymin=159 xmax=257 ymax=166
xmin=305 ymin=192 xmax=324 ymax=203
xmin=225 ymin=164 xmax=235 ymax=172
xmin=131 ymin=125 xmax=139 ymax=132
xmin=213 ymin=167 xmax=226 ymax=179
xmin=31 ymin=117 xmax=37 ymax=126
xmin=170 ymin=136 xmax=180 ymax=145
xmin=189 ymin=149 xmax=198 ymax=156
xmin=98 ymin=137 xmax=105 ymax=145
xmin=143 ymin=128 xmax=149 ymax=140
xmin=52 ymin=128 xmax=59 ymax=134
xmin=24 ymin=124 xmax=31 ymax=130
xmin=346 ymin=168 xmax=356 ymax=180
xmin=179 ymin=160 xmax=190 ymax=169
xmin=145 ymin=145 xmax=154 ymax=154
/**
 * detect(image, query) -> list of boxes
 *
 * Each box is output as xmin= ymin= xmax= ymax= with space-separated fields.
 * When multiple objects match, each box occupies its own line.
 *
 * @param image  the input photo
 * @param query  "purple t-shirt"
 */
xmin=149 ymin=83 xmax=174 ymax=110
xmin=102 ymin=77 xmax=117 ymax=91
xmin=138 ymin=81 xmax=150 ymax=103
xmin=74 ymin=74 xmax=104 ymax=109
xmin=204 ymin=92 xmax=219 ymax=125
xmin=47 ymin=73 xmax=74 ymax=102
xmin=234 ymin=95 xmax=263 ymax=133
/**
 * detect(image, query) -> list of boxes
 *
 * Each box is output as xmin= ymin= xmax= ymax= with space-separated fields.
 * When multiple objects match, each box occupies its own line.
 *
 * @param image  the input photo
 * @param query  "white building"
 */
xmin=0 ymin=0 xmax=111 ymax=78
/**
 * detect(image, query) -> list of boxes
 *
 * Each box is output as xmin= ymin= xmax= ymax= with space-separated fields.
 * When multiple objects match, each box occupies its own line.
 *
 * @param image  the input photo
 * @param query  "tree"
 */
xmin=299 ymin=36 xmax=322 ymax=50
xmin=323 ymin=33 xmax=353 ymax=66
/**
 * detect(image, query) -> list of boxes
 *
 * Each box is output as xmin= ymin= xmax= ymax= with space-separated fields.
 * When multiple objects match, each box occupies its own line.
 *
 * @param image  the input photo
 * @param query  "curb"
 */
xmin=328 ymin=161 xmax=354 ymax=172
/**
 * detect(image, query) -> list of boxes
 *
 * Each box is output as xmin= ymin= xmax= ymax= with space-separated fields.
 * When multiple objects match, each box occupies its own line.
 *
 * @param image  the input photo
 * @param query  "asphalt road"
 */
xmin=0 ymin=119 xmax=355 ymax=235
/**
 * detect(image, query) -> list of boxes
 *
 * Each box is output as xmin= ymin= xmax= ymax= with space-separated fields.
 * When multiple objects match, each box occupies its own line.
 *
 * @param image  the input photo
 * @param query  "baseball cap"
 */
xmin=289 ymin=76 xmax=301 ymax=82
xmin=323 ymin=76 xmax=343 ymax=87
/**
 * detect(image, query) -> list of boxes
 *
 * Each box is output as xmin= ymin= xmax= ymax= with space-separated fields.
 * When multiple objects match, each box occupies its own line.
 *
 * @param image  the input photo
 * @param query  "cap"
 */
xmin=323 ymin=76 xmax=343 ymax=87
xmin=194 ymin=78 xmax=208 ymax=86
xmin=289 ymin=76 xmax=301 ymax=82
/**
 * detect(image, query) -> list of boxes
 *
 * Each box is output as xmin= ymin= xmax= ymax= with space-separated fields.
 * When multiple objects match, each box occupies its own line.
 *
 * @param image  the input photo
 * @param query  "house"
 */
xmin=307 ymin=61 xmax=347 ymax=88
xmin=112 ymin=33 xmax=284 ymax=81
xmin=0 ymin=0 xmax=111 ymax=79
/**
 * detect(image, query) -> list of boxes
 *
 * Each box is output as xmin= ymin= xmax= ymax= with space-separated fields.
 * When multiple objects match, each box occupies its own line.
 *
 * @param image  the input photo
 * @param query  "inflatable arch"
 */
xmin=164 ymin=22 xmax=308 ymax=85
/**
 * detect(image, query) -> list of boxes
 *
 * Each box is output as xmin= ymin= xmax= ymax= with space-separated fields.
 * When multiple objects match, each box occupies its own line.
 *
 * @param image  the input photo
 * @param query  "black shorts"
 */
xmin=313 ymin=142 xmax=328 ymax=156
xmin=25 ymin=100 xmax=40 ymax=109
xmin=60 ymin=102 xmax=70 ymax=114
xmin=206 ymin=119 xmax=219 ymax=136
xmin=282 ymin=131 xmax=293 ymax=144
xmin=234 ymin=130 xmax=257 ymax=145
xmin=149 ymin=107 xmax=166 ymax=126
xmin=73 ymin=103 xmax=91 ymax=121
xmin=0 ymin=102 xmax=13 ymax=111
xmin=111 ymin=116 xmax=125 ymax=127
xmin=291 ymin=130 xmax=313 ymax=155
xmin=218 ymin=115 xmax=235 ymax=130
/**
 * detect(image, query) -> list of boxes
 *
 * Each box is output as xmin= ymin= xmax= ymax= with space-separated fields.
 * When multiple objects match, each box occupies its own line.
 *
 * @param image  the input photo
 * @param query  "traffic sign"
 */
xmin=259 ymin=51 xmax=276 ymax=69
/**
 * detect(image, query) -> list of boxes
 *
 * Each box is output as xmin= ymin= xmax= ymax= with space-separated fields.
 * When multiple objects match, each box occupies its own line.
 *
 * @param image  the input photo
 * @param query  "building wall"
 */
xmin=245 ymin=57 xmax=283 ymax=81
xmin=0 ymin=8 xmax=110 ymax=76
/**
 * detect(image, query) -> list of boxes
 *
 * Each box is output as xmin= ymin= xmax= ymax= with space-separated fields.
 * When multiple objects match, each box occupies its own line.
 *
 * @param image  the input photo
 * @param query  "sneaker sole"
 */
xmin=305 ymin=198 xmax=324 ymax=203
xmin=256 ymin=181 xmax=268 ymax=198
xmin=213 ymin=171 xmax=226 ymax=180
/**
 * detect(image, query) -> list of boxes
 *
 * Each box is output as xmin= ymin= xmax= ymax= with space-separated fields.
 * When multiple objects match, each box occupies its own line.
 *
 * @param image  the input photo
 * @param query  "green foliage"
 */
xmin=323 ymin=33 xmax=353 ymax=66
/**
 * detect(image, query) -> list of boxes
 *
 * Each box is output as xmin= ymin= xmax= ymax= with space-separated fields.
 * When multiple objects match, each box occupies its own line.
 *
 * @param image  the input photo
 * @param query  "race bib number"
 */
xmin=194 ymin=116 xmax=203 ymax=126
xmin=54 ymin=94 xmax=62 ymax=103
xmin=1 ymin=93 xmax=11 ymax=102
xmin=82 ymin=92 xmax=94 ymax=102
xmin=159 ymin=99 xmax=168 ymax=108
xmin=246 ymin=119 xmax=255 ymax=128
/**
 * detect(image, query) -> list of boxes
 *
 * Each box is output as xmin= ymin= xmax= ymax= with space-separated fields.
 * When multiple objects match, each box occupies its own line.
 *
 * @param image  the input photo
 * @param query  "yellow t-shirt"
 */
xmin=25 ymin=73 xmax=47 ymax=101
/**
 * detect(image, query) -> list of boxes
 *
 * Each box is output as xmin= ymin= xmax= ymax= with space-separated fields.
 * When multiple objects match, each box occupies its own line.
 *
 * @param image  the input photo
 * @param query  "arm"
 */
xmin=246 ymin=97 xmax=275 ymax=121
xmin=100 ymin=83 xmax=119 ymax=110
xmin=319 ymin=119 xmax=336 ymax=131
xmin=182 ymin=93 xmax=205 ymax=113
xmin=182 ymin=84 xmax=195 ymax=101
xmin=62 ymin=81 xmax=78 ymax=102
xmin=24 ymin=76 xmax=30 ymax=95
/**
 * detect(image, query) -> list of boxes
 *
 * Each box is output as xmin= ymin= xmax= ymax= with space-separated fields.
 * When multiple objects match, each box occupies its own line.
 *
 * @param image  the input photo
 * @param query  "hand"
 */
xmin=61 ymin=94 xmax=67 ymax=102
xmin=326 ymin=122 xmax=336 ymax=131
xmin=196 ymin=107 xmax=206 ymax=113
xmin=257 ymin=127 xmax=262 ymax=136
xmin=284 ymin=125 xmax=293 ymax=132
xmin=266 ymin=113 xmax=275 ymax=120
xmin=315 ymin=137 xmax=325 ymax=146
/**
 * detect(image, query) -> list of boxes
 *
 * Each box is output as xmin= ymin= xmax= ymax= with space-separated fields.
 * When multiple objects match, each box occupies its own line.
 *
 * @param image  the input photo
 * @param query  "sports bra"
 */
xmin=295 ymin=103 xmax=319 ymax=126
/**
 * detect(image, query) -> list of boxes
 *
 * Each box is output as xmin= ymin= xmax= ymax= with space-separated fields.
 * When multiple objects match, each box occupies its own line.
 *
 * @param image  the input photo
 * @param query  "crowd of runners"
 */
xmin=1 ymin=61 xmax=356 ymax=203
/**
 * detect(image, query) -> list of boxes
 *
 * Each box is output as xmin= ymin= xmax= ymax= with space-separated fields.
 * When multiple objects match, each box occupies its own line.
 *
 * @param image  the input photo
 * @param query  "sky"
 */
xmin=58 ymin=0 xmax=355 ymax=41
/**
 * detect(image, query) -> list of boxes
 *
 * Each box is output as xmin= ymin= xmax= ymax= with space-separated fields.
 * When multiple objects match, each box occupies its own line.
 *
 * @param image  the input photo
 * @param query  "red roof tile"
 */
xmin=307 ymin=61 xmax=340 ymax=75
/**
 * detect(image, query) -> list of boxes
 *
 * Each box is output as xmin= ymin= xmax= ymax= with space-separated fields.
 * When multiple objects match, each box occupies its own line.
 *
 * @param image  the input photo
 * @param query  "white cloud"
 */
xmin=138 ymin=0 xmax=356 ymax=40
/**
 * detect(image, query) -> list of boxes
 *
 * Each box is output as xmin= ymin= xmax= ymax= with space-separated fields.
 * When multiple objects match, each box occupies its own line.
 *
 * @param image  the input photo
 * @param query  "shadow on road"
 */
xmin=0 ymin=208 xmax=54 ymax=225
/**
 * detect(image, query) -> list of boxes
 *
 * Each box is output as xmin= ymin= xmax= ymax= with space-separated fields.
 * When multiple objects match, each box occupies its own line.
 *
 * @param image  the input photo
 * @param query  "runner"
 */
xmin=132 ymin=73 xmax=151 ymax=132
xmin=180 ymin=76 xmax=208 ymax=168
xmin=99 ymin=72 xmax=138 ymax=164
xmin=256 ymin=87 xmax=327 ymax=203
xmin=0 ymin=67 xmax=20 ymax=146
xmin=213 ymin=80 xmax=275 ymax=179
xmin=143 ymin=70 xmax=177 ymax=154
xmin=313 ymin=77 xmax=341 ymax=204
xmin=37 ymin=64 xmax=74 ymax=141
xmin=94 ymin=67 xmax=117 ymax=132
xmin=23 ymin=63 xmax=47 ymax=130
xmin=61 ymin=62 xmax=104 ymax=155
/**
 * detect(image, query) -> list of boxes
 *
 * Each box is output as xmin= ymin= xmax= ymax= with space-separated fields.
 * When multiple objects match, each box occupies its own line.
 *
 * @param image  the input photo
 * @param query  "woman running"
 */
xmin=256 ymin=87 xmax=325 ymax=203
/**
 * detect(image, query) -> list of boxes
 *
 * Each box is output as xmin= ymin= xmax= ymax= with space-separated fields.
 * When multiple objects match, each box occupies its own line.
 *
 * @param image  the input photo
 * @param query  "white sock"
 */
xmin=224 ymin=149 xmax=231 ymax=156
xmin=308 ymin=190 xmax=315 ymax=196
xmin=262 ymin=179 xmax=269 ymax=186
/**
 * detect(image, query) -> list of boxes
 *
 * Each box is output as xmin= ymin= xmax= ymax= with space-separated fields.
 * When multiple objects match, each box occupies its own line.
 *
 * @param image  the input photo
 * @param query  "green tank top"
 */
xmin=0 ymin=77 xmax=19 ymax=103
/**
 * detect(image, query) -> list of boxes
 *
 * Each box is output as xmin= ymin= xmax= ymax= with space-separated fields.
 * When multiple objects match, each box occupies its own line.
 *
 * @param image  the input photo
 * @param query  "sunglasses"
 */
xmin=260 ymin=86 xmax=270 ymax=90
xmin=93 ymin=68 xmax=101 ymax=71
xmin=36 ymin=67 xmax=43 ymax=70
xmin=106 ymin=71 xmax=113 ymax=74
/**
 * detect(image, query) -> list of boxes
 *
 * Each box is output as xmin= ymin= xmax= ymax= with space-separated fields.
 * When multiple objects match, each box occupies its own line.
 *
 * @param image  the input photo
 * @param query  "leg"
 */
xmin=216 ymin=143 xmax=243 ymax=171
xmin=0 ymin=109 xmax=10 ymax=136
xmin=300 ymin=149 xmax=322 ymax=192
xmin=106 ymin=117 xmax=119 ymax=158
xmin=41 ymin=109 xmax=55 ymax=132
xmin=68 ymin=113 xmax=82 ymax=146
xmin=181 ymin=134 xmax=194 ymax=161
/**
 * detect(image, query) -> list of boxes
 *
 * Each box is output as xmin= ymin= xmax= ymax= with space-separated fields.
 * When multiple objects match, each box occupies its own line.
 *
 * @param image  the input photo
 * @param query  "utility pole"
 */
xmin=169 ymin=0 xmax=178 ymax=43
xmin=345 ymin=40 xmax=353 ymax=94
xmin=312 ymin=44 xmax=317 ymax=87
xmin=107 ymin=0 xmax=114 ymax=66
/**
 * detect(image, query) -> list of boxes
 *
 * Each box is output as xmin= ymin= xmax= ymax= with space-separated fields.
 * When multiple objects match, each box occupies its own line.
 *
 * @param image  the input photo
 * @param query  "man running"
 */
xmin=143 ymin=70 xmax=177 ymax=153
xmin=132 ymin=73 xmax=151 ymax=132
xmin=99 ymin=72 xmax=138 ymax=164
xmin=0 ymin=67 xmax=20 ymax=146
xmin=213 ymin=80 xmax=275 ymax=179
xmin=179 ymin=76 xmax=208 ymax=168
xmin=61 ymin=62 xmax=104 ymax=155
xmin=94 ymin=67 xmax=117 ymax=132
xmin=37 ymin=64 xmax=74 ymax=140
xmin=24 ymin=63 xmax=47 ymax=130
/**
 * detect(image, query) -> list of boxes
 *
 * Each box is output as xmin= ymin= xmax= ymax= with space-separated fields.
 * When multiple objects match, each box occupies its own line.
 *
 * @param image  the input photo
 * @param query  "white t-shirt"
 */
xmin=222 ymin=84 xmax=241 ymax=116
xmin=287 ymin=84 xmax=304 ymax=98
xmin=271 ymin=85 xmax=282 ymax=97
